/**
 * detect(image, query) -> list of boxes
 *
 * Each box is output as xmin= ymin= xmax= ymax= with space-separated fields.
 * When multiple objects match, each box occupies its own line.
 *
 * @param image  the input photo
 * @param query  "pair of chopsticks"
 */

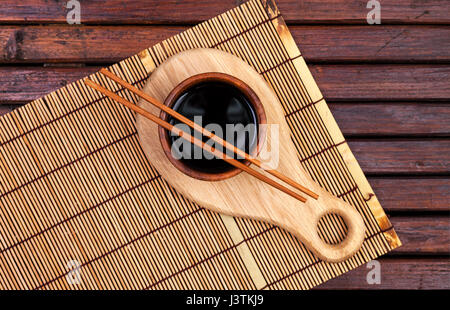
xmin=84 ymin=68 xmax=318 ymax=203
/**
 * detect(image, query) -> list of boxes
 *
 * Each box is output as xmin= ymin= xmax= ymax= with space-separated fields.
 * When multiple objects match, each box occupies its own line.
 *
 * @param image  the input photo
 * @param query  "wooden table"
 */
xmin=0 ymin=0 xmax=448 ymax=289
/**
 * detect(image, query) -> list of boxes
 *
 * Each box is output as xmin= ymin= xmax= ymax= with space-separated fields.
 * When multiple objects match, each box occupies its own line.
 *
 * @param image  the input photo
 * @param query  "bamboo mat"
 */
xmin=0 ymin=0 xmax=400 ymax=290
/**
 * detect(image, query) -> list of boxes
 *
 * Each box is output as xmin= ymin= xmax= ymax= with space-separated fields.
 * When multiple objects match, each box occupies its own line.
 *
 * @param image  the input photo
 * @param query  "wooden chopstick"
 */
xmin=99 ymin=68 xmax=319 ymax=200
xmin=84 ymin=78 xmax=308 ymax=203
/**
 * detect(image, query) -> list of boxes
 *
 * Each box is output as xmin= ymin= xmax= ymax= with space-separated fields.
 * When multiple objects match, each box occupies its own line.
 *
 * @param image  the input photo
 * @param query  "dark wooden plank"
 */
xmin=1 ymin=25 xmax=449 ymax=63
xmin=316 ymin=258 xmax=450 ymax=289
xmin=389 ymin=216 xmax=449 ymax=255
xmin=369 ymin=177 xmax=450 ymax=212
xmin=294 ymin=25 xmax=450 ymax=62
xmin=349 ymin=139 xmax=450 ymax=174
xmin=2 ymin=65 xmax=450 ymax=103
xmin=0 ymin=67 xmax=99 ymax=104
xmin=0 ymin=25 xmax=185 ymax=63
xmin=0 ymin=105 xmax=12 ymax=116
xmin=310 ymin=64 xmax=450 ymax=101
xmin=0 ymin=0 xmax=447 ymax=24
xmin=330 ymin=103 xmax=450 ymax=137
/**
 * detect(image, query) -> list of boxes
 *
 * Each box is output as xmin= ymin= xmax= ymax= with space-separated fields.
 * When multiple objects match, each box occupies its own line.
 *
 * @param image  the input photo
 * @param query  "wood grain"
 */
xmin=1 ymin=25 xmax=449 ymax=63
xmin=388 ymin=216 xmax=449 ymax=255
xmin=329 ymin=103 xmax=450 ymax=137
xmin=2 ymin=65 xmax=449 ymax=104
xmin=317 ymin=258 xmax=450 ymax=289
xmin=350 ymin=139 xmax=450 ymax=174
xmin=310 ymin=65 xmax=450 ymax=101
xmin=0 ymin=0 xmax=447 ymax=24
xmin=292 ymin=26 xmax=450 ymax=62
xmin=0 ymin=25 xmax=185 ymax=63
xmin=0 ymin=66 xmax=99 ymax=103
xmin=369 ymin=177 xmax=450 ymax=212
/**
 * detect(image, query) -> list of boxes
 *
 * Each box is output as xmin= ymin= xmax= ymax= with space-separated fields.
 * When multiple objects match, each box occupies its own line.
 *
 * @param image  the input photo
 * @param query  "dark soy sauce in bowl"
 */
xmin=167 ymin=81 xmax=258 ymax=175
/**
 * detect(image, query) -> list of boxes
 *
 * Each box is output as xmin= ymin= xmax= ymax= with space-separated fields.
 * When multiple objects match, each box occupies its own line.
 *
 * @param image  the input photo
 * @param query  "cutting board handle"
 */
xmin=293 ymin=192 xmax=366 ymax=263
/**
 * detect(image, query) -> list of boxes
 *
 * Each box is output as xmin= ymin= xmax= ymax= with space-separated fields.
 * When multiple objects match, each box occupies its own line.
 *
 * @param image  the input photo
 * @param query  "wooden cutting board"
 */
xmin=137 ymin=48 xmax=365 ymax=263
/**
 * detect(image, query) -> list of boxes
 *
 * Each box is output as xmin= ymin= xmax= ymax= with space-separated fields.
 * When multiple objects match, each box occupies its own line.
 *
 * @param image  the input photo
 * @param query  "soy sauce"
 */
xmin=167 ymin=82 xmax=258 ymax=174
